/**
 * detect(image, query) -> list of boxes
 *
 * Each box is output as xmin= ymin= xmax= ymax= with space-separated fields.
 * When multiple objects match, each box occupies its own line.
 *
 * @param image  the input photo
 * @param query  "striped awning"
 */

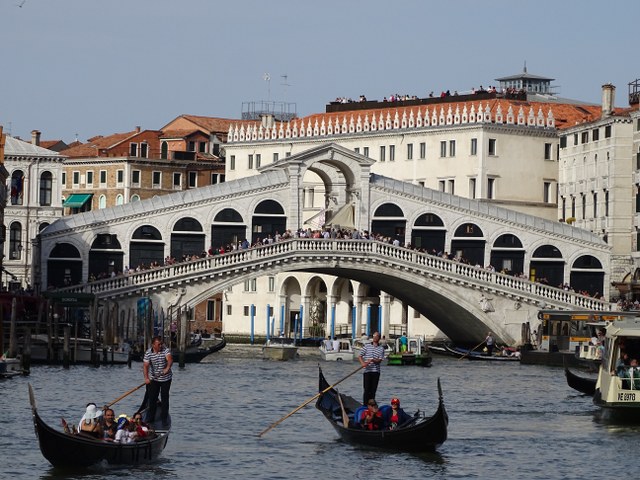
xmin=63 ymin=193 xmax=93 ymax=208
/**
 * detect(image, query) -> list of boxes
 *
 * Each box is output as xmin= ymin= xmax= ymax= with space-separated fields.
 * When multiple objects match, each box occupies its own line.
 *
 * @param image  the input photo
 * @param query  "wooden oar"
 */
xmin=258 ymin=364 xmax=363 ymax=437
xmin=336 ymin=390 xmax=350 ymax=426
xmin=458 ymin=340 xmax=486 ymax=360
xmin=106 ymin=382 xmax=146 ymax=408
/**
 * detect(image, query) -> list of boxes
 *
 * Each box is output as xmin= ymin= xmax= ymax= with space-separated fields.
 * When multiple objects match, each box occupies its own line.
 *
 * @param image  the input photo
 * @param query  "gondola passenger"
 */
xmin=360 ymin=399 xmax=383 ymax=430
xmin=387 ymin=397 xmax=412 ymax=430
xmin=78 ymin=404 xmax=103 ymax=439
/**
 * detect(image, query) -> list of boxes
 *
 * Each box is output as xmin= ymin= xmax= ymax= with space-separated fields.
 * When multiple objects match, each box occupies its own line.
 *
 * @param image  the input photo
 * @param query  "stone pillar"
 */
xmin=301 ymin=295 xmax=310 ymax=338
xmin=353 ymin=294 xmax=364 ymax=338
xmin=381 ymin=291 xmax=391 ymax=337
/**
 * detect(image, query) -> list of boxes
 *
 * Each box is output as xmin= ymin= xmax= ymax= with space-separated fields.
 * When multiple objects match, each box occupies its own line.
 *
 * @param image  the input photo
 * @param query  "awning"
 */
xmin=63 ymin=193 xmax=93 ymax=208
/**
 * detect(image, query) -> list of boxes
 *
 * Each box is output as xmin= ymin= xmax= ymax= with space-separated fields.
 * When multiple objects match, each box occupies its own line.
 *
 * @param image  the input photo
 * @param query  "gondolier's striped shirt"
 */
xmin=360 ymin=343 xmax=385 ymax=373
xmin=143 ymin=346 xmax=173 ymax=382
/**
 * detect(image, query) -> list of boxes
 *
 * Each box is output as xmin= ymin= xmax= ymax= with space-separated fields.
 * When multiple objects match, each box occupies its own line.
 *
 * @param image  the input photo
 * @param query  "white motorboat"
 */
xmin=27 ymin=334 xmax=130 ymax=364
xmin=319 ymin=338 xmax=354 ymax=361
xmin=593 ymin=316 xmax=640 ymax=421
xmin=0 ymin=356 xmax=23 ymax=378
xmin=262 ymin=337 xmax=298 ymax=361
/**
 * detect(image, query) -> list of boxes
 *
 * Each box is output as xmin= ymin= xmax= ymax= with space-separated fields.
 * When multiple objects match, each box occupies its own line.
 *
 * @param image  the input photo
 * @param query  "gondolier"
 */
xmin=143 ymin=336 xmax=173 ymax=428
xmin=358 ymin=331 xmax=385 ymax=404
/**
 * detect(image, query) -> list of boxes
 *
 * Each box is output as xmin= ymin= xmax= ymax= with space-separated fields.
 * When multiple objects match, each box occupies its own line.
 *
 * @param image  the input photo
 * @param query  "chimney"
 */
xmin=601 ymin=84 xmax=615 ymax=117
xmin=31 ymin=129 xmax=41 ymax=146
xmin=135 ymin=126 xmax=141 ymax=133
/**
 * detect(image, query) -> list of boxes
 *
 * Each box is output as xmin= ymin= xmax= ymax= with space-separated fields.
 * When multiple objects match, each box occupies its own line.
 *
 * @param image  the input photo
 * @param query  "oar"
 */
xmin=106 ymin=382 xmax=146 ymax=408
xmin=458 ymin=340 xmax=486 ymax=361
xmin=258 ymin=364 xmax=363 ymax=437
xmin=336 ymin=390 xmax=350 ymax=426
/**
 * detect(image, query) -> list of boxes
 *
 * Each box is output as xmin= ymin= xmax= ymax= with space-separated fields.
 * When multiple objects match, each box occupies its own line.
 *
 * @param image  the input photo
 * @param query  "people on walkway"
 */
xmin=358 ymin=331 xmax=385 ymax=404
xmin=143 ymin=336 xmax=173 ymax=428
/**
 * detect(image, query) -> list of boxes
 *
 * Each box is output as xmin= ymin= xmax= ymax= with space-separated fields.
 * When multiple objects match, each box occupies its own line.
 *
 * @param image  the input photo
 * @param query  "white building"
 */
xmin=3 ymin=131 xmax=65 ymax=291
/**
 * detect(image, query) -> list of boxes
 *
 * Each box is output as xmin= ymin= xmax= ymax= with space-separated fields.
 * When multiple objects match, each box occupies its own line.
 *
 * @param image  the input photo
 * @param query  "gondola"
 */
xmin=132 ymin=336 xmax=226 ymax=363
xmin=564 ymin=366 xmax=597 ymax=395
xmin=29 ymin=384 xmax=170 ymax=468
xmin=440 ymin=343 xmax=520 ymax=361
xmin=315 ymin=367 xmax=448 ymax=452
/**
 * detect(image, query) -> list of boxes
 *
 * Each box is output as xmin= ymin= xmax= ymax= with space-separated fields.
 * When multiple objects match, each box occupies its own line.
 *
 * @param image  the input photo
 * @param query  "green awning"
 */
xmin=63 ymin=193 xmax=93 ymax=208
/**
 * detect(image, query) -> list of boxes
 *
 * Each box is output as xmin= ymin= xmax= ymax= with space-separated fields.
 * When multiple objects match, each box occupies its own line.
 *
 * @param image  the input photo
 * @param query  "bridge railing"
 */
xmin=53 ymin=238 xmax=612 ymax=310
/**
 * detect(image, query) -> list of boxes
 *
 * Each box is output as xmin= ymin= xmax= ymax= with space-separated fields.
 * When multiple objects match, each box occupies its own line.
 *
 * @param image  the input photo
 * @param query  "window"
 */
xmin=544 ymin=143 xmax=552 ymax=160
xmin=173 ymin=173 xmax=182 ymax=188
xmin=115 ymin=194 xmax=124 ymax=205
xmin=251 ymin=278 xmax=257 ymax=291
xmin=448 ymin=179 xmax=455 ymax=194
xmin=199 ymin=141 xmax=207 ymax=153
xmin=469 ymin=178 xmax=476 ymax=199
xmin=99 ymin=194 xmax=106 ymax=209
xmin=380 ymin=146 xmax=386 ymax=162
xmin=562 ymin=197 xmax=566 ymax=219
xmin=244 ymin=280 xmax=250 ymax=292
xmin=188 ymin=171 xmax=197 ymax=188
xmin=389 ymin=145 xmax=395 ymax=161
xmin=99 ymin=170 xmax=107 ymax=186
xmin=419 ymin=142 xmax=426 ymax=159
xmin=440 ymin=141 xmax=446 ymax=157
xmin=488 ymin=138 xmax=497 ymax=156
xmin=593 ymin=192 xmax=598 ymax=217
xmin=9 ymin=222 xmax=22 ymax=260
xmin=571 ymin=196 xmax=576 ymax=218
xmin=354 ymin=147 xmax=360 ymax=154
xmin=86 ymin=171 xmax=93 ymax=187
xmin=273 ymin=152 xmax=279 ymax=163
xmin=449 ymin=140 xmax=456 ymax=157
xmin=140 ymin=142 xmax=148 ymax=158
xmin=543 ymin=182 xmax=551 ymax=203
xmin=73 ymin=171 xmax=80 ymax=187
xmin=116 ymin=170 xmax=124 ymax=185
xmin=487 ymin=178 xmax=495 ymax=199
xmin=363 ymin=146 xmax=369 ymax=157
xmin=161 ymin=142 xmax=168 ymax=159
xmin=61 ymin=171 xmax=66 ymax=186
xmin=470 ymin=138 xmax=477 ymax=155
xmin=438 ymin=180 xmax=445 ymax=192
xmin=39 ymin=171 xmax=52 ymax=206
xmin=573 ymin=133 xmax=579 ymax=145
xmin=129 ymin=143 xmax=138 ymax=157
xmin=605 ymin=125 xmax=612 ymax=138
xmin=227 ymin=305 xmax=232 ymax=316
xmin=255 ymin=154 xmax=261 ymax=168
xmin=230 ymin=155 xmax=236 ymax=170
xmin=560 ymin=136 xmax=567 ymax=148
xmin=407 ymin=143 xmax=413 ymax=160
xmin=581 ymin=131 xmax=589 ymax=144
xmin=285 ymin=152 xmax=291 ymax=157
xmin=248 ymin=154 xmax=253 ymax=169
xmin=592 ymin=128 xmax=599 ymax=141
xmin=131 ymin=170 xmax=140 ymax=186
xmin=211 ymin=173 xmax=218 ymax=184
xmin=207 ymin=300 xmax=216 ymax=321
xmin=188 ymin=141 xmax=195 ymax=151
xmin=268 ymin=276 xmax=275 ymax=292
xmin=581 ymin=194 xmax=586 ymax=220
xmin=243 ymin=305 xmax=250 ymax=316
xmin=152 ymin=171 xmax=161 ymax=188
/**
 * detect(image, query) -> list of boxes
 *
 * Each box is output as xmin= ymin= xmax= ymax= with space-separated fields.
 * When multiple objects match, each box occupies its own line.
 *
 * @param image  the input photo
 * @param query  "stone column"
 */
xmin=381 ymin=291 xmax=391 ymax=337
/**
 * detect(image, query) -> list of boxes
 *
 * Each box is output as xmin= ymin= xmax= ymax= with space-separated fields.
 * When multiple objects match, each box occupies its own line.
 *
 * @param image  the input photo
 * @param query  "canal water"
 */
xmin=2 ymin=345 xmax=639 ymax=479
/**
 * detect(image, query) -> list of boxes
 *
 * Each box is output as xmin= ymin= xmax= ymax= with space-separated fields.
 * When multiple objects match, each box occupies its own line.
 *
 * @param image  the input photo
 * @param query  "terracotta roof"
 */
xmin=165 ymin=114 xmax=244 ymax=134
xmin=276 ymin=98 xmax=604 ymax=131
xmin=61 ymin=130 xmax=141 ymax=158
xmin=160 ymin=129 xmax=201 ymax=139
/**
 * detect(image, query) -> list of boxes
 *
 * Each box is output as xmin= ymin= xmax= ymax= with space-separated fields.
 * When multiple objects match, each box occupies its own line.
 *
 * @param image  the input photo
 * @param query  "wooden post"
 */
xmin=63 ymin=324 xmax=70 ymax=369
xmin=0 ymin=302 xmax=4 ymax=356
xmin=22 ymin=329 xmax=31 ymax=375
xmin=90 ymin=299 xmax=98 ymax=366
xmin=179 ymin=307 xmax=187 ymax=368
xmin=9 ymin=297 xmax=18 ymax=358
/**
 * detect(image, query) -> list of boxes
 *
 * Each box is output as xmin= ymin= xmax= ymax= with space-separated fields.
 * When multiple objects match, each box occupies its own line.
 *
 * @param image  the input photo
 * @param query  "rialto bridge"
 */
xmin=38 ymin=144 xmax=612 ymax=345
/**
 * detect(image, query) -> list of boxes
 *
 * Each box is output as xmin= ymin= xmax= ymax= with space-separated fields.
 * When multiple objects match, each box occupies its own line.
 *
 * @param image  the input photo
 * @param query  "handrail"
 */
xmin=52 ymin=238 xmax=612 ymax=311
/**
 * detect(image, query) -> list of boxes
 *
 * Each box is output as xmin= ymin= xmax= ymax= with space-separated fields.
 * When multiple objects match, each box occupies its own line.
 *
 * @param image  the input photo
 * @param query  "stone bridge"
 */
xmin=54 ymin=238 xmax=611 ymax=345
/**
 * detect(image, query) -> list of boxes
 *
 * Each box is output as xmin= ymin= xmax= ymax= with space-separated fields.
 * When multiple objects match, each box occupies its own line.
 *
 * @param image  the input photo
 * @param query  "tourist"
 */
xmin=360 ymin=399 xmax=383 ymax=430
xmin=388 ymin=397 xmax=411 ymax=430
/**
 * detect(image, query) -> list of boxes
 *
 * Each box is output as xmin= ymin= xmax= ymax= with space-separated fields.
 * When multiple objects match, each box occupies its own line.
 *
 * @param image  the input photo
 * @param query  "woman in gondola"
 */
xmin=78 ymin=404 xmax=103 ymax=439
xmin=388 ymin=397 xmax=411 ymax=430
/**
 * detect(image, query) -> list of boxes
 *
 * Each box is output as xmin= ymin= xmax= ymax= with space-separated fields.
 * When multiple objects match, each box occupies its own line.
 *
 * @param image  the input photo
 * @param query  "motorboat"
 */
xmin=262 ymin=337 xmax=298 ymax=361
xmin=0 ymin=356 xmax=23 ymax=378
xmin=387 ymin=337 xmax=432 ymax=366
xmin=27 ymin=334 xmax=130 ymax=365
xmin=319 ymin=338 xmax=354 ymax=361
xmin=593 ymin=316 xmax=640 ymax=421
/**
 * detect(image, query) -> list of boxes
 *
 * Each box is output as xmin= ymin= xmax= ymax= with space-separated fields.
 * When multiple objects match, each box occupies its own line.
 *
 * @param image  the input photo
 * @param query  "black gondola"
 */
xmin=565 ymin=366 xmax=597 ymax=395
xmin=29 ymin=384 xmax=170 ymax=468
xmin=435 ymin=343 xmax=520 ymax=361
xmin=132 ymin=336 xmax=226 ymax=363
xmin=315 ymin=367 xmax=448 ymax=452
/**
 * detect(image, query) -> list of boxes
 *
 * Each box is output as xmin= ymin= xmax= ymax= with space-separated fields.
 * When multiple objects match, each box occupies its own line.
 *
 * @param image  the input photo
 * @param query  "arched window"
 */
xmin=99 ymin=195 xmax=107 ymax=209
xmin=9 ymin=222 xmax=22 ymax=260
xmin=10 ymin=170 xmax=24 ymax=205
xmin=39 ymin=171 xmax=53 ymax=206
xmin=115 ymin=194 xmax=124 ymax=206
xmin=161 ymin=141 xmax=168 ymax=159
xmin=131 ymin=194 xmax=140 ymax=202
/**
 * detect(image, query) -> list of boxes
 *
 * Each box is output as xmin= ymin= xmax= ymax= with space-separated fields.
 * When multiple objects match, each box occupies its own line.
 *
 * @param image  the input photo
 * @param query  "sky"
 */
xmin=1 ymin=0 xmax=639 ymax=144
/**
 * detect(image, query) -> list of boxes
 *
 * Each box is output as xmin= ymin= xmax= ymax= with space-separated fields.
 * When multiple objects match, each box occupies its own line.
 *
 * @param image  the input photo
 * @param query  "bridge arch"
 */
xmin=371 ymin=202 xmax=406 ymax=239
xmin=171 ymin=217 xmax=205 ymax=260
xmin=47 ymin=243 xmax=82 ymax=287
xmin=278 ymin=275 xmax=302 ymax=335
xmin=410 ymin=212 xmax=446 ymax=252
xmin=130 ymin=225 xmax=164 ymax=268
xmin=451 ymin=222 xmax=485 ymax=265
xmin=211 ymin=208 xmax=246 ymax=250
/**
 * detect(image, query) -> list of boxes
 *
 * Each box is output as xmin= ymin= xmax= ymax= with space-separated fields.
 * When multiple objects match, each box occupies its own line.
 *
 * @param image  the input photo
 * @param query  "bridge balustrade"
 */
xmin=53 ymin=238 xmax=611 ymax=311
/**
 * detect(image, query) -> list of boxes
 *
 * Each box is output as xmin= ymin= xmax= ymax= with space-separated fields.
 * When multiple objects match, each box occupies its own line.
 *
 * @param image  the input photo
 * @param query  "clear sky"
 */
xmin=1 ymin=0 xmax=638 ymax=143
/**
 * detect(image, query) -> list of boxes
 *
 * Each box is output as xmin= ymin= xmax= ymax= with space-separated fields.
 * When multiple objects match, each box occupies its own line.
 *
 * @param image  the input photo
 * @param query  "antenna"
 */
xmin=281 ymin=74 xmax=291 ymax=102
xmin=263 ymin=73 xmax=271 ymax=102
